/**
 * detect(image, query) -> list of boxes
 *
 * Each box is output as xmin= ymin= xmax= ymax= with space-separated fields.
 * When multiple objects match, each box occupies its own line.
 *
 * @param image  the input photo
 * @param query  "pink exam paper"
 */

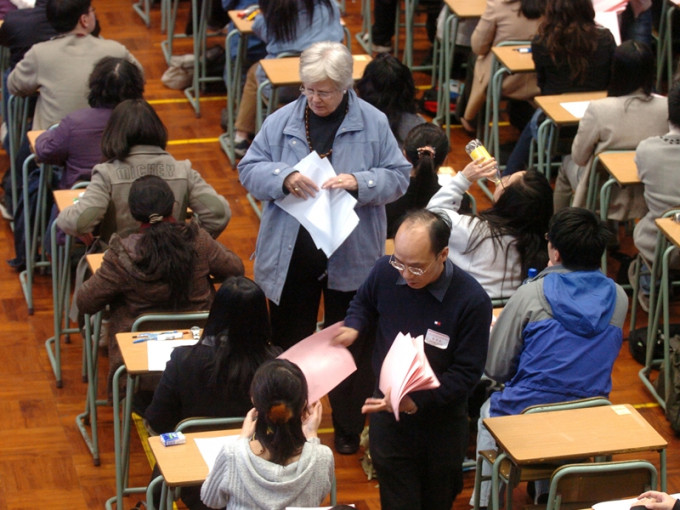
xmin=278 ymin=322 xmax=357 ymax=404
xmin=379 ymin=333 xmax=440 ymax=421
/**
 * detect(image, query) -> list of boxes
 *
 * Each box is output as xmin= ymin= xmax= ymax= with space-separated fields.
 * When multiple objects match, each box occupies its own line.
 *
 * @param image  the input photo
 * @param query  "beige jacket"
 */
xmin=464 ymin=0 xmax=541 ymax=121
xmin=560 ymin=93 xmax=667 ymax=220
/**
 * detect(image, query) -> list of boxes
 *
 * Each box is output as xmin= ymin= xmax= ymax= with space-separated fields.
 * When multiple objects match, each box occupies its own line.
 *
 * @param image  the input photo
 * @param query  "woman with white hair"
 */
xmin=238 ymin=41 xmax=411 ymax=456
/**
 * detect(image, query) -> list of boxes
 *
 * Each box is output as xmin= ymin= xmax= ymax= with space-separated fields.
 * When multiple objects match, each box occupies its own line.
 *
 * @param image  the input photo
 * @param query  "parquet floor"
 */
xmin=0 ymin=1 xmax=677 ymax=509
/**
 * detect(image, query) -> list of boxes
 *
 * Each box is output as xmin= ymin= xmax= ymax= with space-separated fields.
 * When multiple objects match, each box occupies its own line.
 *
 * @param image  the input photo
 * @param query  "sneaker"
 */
xmin=233 ymin=136 xmax=251 ymax=159
xmin=0 ymin=201 xmax=12 ymax=221
xmin=360 ymin=32 xmax=392 ymax=54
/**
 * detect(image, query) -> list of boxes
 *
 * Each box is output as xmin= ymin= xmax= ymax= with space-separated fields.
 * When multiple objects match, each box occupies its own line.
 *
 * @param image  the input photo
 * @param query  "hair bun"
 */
xmin=267 ymin=402 xmax=293 ymax=424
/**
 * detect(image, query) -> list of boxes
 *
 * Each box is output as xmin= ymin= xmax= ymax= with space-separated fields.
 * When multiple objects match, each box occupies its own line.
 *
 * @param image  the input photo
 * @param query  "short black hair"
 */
xmin=88 ymin=57 xmax=144 ymax=108
xmin=398 ymin=209 xmax=451 ymax=255
xmin=46 ymin=0 xmax=91 ymax=33
xmin=101 ymin=99 xmax=167 ymax=160
xmin=547 ymin=207 xmax=612 ymax=270
xmin=668 ymin=81 xmax=680 ymax=128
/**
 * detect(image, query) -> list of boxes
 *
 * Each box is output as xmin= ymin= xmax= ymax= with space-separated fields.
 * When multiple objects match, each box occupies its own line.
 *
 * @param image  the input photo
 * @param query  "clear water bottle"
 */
xmin=464 ymin=139 xmax=501 ymax=185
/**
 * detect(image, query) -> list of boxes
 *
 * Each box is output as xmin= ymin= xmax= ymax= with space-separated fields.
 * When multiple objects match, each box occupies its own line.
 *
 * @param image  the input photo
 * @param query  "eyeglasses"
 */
xmin=299 ymin=85 xmax=337 ymax=100
xmin=389 ymin=254 xmax=438 ymax=276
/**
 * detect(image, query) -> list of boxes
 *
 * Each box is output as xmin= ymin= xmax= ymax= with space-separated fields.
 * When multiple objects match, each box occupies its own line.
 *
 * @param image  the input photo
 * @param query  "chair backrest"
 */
xmin=130 ymin=311 xmax=210 ymax=333
xmin=545 ymin=460 xmax=657 ymax=510
xmin=522 ymin=397 xmax=612 ymax=415
xmin=176 ymin=416 xmax=245 ymax=434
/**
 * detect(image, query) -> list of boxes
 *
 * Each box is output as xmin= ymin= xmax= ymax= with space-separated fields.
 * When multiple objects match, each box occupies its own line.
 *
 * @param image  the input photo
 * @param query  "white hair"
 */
xmin=299 ymin=41 xmax=353 ymax=91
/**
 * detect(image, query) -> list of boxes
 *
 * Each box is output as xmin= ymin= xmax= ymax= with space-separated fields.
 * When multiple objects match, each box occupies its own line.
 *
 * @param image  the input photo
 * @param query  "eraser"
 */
xmin=160 ymin=432 xmax=186 ymax=446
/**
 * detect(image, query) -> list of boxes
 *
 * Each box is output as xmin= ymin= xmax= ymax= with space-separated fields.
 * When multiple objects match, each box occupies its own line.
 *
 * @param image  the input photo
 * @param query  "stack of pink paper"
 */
xmin=379 ymin=333 xmax=440 ymax=420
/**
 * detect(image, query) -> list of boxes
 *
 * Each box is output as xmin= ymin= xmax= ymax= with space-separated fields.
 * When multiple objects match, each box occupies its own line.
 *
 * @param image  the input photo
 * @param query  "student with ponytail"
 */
xmin=201 ymin=359 xmax=334 ymax=509
xmin=145 ymin=276 xmax=278 ymax=510
xmin=76 ymin=175 xmax=243 ymax=395
xmin=386 ymin=123 xmax=449 ymax=238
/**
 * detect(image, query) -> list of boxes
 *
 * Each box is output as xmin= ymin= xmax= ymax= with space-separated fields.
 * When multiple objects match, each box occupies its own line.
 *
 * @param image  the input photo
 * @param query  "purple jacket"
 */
xmin=34 ymin=107 xmax=111 ymax=190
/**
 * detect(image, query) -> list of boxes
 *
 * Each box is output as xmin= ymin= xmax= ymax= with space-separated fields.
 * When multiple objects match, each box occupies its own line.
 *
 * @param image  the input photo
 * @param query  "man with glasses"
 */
xmin=473 ymin=207 xmax=627 ymax=507
xmin=334 ymin=209 xmax=492 ymax=510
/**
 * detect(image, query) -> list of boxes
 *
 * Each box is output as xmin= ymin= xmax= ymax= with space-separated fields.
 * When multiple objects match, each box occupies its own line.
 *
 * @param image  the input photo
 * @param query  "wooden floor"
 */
xmin=0 ymin=1 xmax=678 ymax=509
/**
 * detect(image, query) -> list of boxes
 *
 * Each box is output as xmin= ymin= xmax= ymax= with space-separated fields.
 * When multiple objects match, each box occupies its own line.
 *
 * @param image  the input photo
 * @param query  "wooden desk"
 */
xmin=640 ymin=216 xmax=680 ymax=409
xmin=259 ymin=54 xmax=371 ymax=87
xmin=45 ymin=188 xmax=89 ymax=388
xmin=435 ymin=0 xmax=486 ymax=137
xmin=149 ymin=429 xmax=240 ymax=487
xmin=484 ymin=404 xmax=667 ymax=493
xmin=27 ymin=129 xmax=45 ymax=154
xmin=596 ymin=151 xmax=639 ymax=274
xmin=486 ymin=44 xmax=535 ymax=170
xmin=256 ymin=54 xmax=372 ymax=130
xmin=533 ymin=91 xmax=607 ymax=176
xmin=220 ymin=10 xmax=256 ymax=165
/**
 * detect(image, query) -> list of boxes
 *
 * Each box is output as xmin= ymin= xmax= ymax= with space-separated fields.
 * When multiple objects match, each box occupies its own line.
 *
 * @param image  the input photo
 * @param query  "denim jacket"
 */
xmin=238 ymin=91 xmax=411 ymax=304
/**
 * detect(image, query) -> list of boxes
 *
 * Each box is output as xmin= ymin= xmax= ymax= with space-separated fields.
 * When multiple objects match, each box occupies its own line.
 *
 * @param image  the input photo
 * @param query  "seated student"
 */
xmin=35 ymin=56 xmax=145 ymax=190
xmin=631 ymin=81 xmax=680 ymax=310
xmin=76 ymin=175 xmax=244 ymax=395
xmin=473 ymin=207 xmax=628 ymax=506
xmin=386 ymin=123 xmax=447 ymax=238
xmin=230 ymin=0 xmax=343 ymax=157
xmin=428 ymin=165 xmax=553 ymax=300
xmin=201 ymin=359 xmax=334 ymax=510
xmin=554 ymin=41 xmax=667 ymax=220
xmin=504 ymin=0 xmax=616 ymax=175
xmin=57 ymin=99 xmax=231 ymax=244
xmin=458 ymin=0 xmax=543 ymax=134
xmin=145 ymin=276 xmax=279 ymax=510
xmin=355 ymin=53 xmax=424 ymax=148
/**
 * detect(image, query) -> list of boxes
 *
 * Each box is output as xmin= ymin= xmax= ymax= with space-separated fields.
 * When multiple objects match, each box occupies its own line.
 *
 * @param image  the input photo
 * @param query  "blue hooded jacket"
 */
xmin=489 ymin=269 xmax=625 ymax=417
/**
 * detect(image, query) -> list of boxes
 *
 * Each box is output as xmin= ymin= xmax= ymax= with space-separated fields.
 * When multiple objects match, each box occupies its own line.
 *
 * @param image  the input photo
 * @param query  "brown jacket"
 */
xmin=76 ymin=224 xmax=244 ymax=390
xmin=464 ymin=0 xmax=542 ymax=121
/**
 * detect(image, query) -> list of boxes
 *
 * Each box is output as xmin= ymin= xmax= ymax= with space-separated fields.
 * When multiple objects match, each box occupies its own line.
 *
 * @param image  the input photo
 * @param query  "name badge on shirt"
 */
xmin=424 ymin=329 xmax=449 ymax=349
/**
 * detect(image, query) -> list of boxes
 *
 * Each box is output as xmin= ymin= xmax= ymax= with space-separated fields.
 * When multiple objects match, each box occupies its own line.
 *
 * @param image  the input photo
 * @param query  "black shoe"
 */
xmin=334 ymin=433 xmax=360 ymax=455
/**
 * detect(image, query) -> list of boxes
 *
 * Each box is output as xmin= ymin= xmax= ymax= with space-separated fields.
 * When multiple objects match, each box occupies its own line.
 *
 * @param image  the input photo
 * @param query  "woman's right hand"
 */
xmin=302 ymin=401 xmax=323 ymax=439
xmin=239 ymin=408 xmax=258 ymax=439
xmin=637 ymin=491 xmax=678 ymax=510
xmin=461 ymin=157 xmax=498 ymax=182
xmin=284 ymin=171 xmax=319 ymax=199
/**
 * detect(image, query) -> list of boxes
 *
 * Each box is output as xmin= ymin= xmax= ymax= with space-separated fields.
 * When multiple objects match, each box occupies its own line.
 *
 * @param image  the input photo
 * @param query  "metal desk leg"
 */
xmin=599 ymin=177 xmax=616 ymax=274
xmin=435 ymin=10 xmax=459 ymax=139
xmin=219 ymin=28 xmax=246 ymax=166
xmin=660 ymin=448 xmax=667 ymax=492
xmin=132 ymin=0 xmax=151 ymax=27
xmin=76 ymin=312 xmax=103 ymax=466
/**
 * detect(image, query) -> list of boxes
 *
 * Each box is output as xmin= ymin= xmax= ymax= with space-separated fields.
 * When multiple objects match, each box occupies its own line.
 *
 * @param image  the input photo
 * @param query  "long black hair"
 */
xmin=195 ymin=276 xmax=277 ymax=394
xmin=465 ymin=171 xmax=553 ymax=278
xmin=259 ymin=0 xmax=336 ymax=43
xmin=355 ymin=53 xmax=418 ymax=145
xmin=251 ymin=359 xmax=308 ymax=465
xmin=128 ymin=175 xmax=196 ymax=309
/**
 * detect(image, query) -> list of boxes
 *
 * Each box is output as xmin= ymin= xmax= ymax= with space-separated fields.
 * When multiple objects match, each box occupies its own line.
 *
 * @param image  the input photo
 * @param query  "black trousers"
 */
xmin=269 ymin=228 xmax=374 ymax=438
xmin=369 ymin=402 xmax=468 ymax=510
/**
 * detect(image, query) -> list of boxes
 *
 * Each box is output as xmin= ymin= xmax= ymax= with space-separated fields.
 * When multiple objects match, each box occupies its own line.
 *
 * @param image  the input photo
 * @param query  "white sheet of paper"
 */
xmin=194 ymin=435 xmax=240 ymax=471
xmin=278 ymin=322 xmax=357 ymax=404
xmin=560 ymin=101 xmax=591 ymax=120
xmin=595 ymin=11 xmax=621 ymax=45
xmin=593 ymin=495 xmax=680 ymax=510
xmin=275 ymin=152 xmax=360 ymax=257
xmin=146 ymin=339 xmax=198 ymax=371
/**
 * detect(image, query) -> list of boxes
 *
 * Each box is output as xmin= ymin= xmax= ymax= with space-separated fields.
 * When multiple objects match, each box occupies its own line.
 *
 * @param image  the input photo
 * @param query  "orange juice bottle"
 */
xmin=464 ymin=139 xmax=500 ymax=184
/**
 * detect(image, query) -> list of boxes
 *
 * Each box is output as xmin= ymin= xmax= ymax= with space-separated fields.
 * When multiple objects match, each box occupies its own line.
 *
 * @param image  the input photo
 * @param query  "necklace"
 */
xmin=305 ymin=106 xmax=333 ymax=159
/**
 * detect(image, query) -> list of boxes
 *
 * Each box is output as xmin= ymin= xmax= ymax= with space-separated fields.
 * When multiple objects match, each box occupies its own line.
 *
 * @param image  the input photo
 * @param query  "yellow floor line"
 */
xmin=167 ymin=137 xmax=220 ymax=145
xmin=148 ymin=96 xmax=226 ymax=105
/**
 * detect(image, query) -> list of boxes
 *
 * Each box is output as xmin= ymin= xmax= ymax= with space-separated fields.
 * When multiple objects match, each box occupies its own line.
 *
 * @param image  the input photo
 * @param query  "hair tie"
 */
xmin=267 ymin=402 xmax=293 ymax=425
xmin=417 ymin=146 xmax=435 ymax=159
xmin=148 ymin=213 xmax=164 ymax=224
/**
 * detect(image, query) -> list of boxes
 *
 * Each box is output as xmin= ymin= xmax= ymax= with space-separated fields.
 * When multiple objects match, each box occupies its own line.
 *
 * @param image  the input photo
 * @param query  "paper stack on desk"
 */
xmin=379 ymin=332 xmax=440 ymax=420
